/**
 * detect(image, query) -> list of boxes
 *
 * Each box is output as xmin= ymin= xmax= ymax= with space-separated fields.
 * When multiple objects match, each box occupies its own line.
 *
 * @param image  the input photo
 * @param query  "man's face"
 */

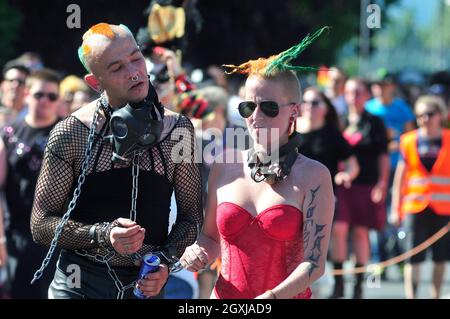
xmin=25 ymin=81 xmax=59 ymax=122
xmin=1 ymin=68 xmax=27 ymax=109
xmin=94 ymin=36 xmax=149 ymax=106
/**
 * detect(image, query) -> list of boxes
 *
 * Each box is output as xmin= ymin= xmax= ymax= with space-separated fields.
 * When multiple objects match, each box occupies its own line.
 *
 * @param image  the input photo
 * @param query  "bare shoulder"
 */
xmin=209 ymin=148 xmax=244 ymax=179
xmin=163 ymin=108 xmax=180 ymax=118
xmin=72 ymin=100 xmax=99 ymax=128
xmin=292 ymin=154 xmax=332 ymax=188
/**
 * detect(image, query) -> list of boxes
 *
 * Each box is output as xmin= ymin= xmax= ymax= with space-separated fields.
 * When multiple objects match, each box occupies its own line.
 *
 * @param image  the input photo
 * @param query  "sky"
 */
xmin=389 ymin=0 xmax=439 ymax=27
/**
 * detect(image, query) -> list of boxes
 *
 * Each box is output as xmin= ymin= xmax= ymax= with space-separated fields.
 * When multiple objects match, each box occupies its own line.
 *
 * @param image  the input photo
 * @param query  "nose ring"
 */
xmin=131 ymin=75 xmax=139 ymax=82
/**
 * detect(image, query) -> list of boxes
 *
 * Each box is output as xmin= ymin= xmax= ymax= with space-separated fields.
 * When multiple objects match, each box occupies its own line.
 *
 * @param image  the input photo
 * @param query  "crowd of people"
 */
xmin=0 ymin=19 xmax=449 ymax=300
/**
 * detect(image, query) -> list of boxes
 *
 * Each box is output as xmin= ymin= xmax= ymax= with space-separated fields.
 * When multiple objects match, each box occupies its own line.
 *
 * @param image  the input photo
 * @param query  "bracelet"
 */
xmin=0 ymin=236 xmax=6 ymax=244
xmin=89 ymin=224 xmax=97 ymax=245
xmin=266 ymin=289 xmax=277 ymax=299
xmin=96 ymin=222 xmax=112 ymax=249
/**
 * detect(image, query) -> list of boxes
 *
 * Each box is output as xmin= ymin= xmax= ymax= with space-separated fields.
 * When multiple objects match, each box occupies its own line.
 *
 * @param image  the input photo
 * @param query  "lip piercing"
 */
xmin=131 ymin=75 xmax=139 ymax=82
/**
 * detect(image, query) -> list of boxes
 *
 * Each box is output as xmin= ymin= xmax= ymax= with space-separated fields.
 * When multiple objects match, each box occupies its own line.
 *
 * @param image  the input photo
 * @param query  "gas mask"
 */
xmin=104 ymin=81 xmax=165 ymax=164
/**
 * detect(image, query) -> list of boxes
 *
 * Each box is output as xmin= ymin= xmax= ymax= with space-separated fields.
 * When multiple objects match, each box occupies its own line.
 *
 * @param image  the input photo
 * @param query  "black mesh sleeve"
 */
xmin=166 ymin=117 xmax=203 ymax=257
xmin=31 ymin=118 xmax=97 ymax=250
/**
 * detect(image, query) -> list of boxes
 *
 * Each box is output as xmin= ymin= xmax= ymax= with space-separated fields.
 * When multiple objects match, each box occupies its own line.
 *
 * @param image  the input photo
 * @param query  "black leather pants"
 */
xmin=49 ymin=249 xmax=164 ymax=299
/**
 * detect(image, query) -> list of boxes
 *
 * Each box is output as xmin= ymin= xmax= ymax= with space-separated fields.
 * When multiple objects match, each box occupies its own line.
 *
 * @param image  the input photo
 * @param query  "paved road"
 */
xmin=316 ymin=261 xmax=450 ymax=299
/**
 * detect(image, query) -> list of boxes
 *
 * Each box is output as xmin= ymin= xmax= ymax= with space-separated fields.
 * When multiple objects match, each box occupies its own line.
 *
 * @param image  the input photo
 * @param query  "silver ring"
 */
xmin=131 ymin=75 xmax=139 ymax=82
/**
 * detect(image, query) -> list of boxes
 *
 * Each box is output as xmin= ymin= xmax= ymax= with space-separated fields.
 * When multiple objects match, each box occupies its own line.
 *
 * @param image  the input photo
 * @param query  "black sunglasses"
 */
xmin=301 ymin=99 xmax=322 ymax=107
xmin=6 ymin=78 xmax=26 ymax=86
xmin=33 ymin=92 xmax=59 ymax=102
xmin=417 ymin=110 xmax=438 ymax=119
xmin=238 ymin=101 xmax=295 ymax=118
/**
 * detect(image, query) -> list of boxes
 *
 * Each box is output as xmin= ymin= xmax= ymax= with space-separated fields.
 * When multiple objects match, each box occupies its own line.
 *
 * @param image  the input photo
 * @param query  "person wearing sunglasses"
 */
xmin=29 ymin=23 xmax=202 ymax=299
xmin=391 ymin=95 xmax=450 ymax=299
xmin=297 ymin=87 xmax=360 ymax=190
xmin=0 ymin=68 xmax=61 ymax=298
xmin=181 ymin=27 xmax=334 ymax=299
xmin=0 ymin=61 xmax=30 ymax=127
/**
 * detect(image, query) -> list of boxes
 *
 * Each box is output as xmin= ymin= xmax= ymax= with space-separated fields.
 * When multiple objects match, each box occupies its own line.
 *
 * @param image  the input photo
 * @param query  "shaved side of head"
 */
xmin=78 ymin=23 xmax=135 ymax=74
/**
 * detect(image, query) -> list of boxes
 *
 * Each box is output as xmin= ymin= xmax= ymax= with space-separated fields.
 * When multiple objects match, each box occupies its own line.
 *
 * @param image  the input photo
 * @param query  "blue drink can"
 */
xmin=133 ymin=253 xmax=160 ymax=299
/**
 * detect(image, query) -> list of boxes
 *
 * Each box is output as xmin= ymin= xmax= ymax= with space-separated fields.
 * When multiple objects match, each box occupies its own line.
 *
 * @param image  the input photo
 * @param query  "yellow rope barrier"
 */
xmin=331 ymin=221 xmax=450 ymax=275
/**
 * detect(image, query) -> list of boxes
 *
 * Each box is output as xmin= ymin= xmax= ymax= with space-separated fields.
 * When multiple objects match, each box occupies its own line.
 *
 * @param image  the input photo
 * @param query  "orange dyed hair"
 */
xmin=223 ymin=27 xmax=329 ymax=77
xmin=78 ymin=23 xmax=124 ymax=72
xmin=83 ymin=23 xmax=115 ymax=40
xmin=222 ymin=56 xmax=277 ymax=76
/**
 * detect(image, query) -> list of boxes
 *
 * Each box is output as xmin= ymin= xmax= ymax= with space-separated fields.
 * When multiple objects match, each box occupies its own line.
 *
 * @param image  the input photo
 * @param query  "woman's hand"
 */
xmin=371 ymin=181 xmax=387 ymax=203
xmin=180 ymin=242 xmax=209 ymax=272
xmin=334 ymin=172 xmax=352 ymax=189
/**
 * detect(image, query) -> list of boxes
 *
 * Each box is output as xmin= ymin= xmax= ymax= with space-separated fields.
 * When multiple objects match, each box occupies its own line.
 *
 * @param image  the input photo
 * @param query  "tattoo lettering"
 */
xmin=309 ymin=251 xmax=320 ymax=263
xmin=303 ymin=231 xmax=310 ymax=248
xmin=308 ymin=263 xmax=319 ymax=277
xmin=303 ymin=185 xmax=327 ymax=278
xmin=306 ymin=205 xmax=316 ymax=218
xmin=312 ymin=235 xmax=324 ymax=252
xmin=308 ymin=185 xmax=321 ymax=206
xmin=315 ymin=224 xmax=325 ymax=236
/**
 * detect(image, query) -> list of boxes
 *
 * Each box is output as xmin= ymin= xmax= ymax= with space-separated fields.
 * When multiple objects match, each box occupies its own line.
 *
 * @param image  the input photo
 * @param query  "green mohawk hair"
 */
xmin=223 ymin=26 xmax=330 ymax=76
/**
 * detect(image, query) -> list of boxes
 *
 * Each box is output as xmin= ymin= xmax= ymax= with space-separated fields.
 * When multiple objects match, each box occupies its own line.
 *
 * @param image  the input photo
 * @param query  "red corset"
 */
xmin=214 ymin=202 xmax=312 ymax=299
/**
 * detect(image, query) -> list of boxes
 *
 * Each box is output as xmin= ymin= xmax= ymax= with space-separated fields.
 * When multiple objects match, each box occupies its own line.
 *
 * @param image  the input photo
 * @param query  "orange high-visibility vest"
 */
xmin=400 ymin=129 xmax=450 ymax=217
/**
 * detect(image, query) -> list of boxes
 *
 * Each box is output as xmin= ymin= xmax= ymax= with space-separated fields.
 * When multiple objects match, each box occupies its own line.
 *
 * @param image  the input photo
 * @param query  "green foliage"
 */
xmin=0 ymin=1 xmax=23 ymax=67
xmin=290 ymin=0 xmax=399 ymax=66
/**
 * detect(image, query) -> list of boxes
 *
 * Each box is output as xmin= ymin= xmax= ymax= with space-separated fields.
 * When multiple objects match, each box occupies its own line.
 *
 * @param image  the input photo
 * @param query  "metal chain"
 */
xmin=129 ymin=151 xmax=142 ymax=222
xmin=75 ymin=150 xmax=144 ymax=298
xmin=75 ymin=249 xmax=136 ymax=299
xmin=31 ymin=101 xmax=102 ymax=284
xmin=32 ymin=98 xmax=179 ymax=297
xmin=129 ymin=151 xmax=144 ymax=263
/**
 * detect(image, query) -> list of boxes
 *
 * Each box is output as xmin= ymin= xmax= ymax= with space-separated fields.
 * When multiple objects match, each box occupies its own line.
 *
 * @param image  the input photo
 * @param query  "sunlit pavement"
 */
xmin=315 ymin=261 xmax=450 ymax=299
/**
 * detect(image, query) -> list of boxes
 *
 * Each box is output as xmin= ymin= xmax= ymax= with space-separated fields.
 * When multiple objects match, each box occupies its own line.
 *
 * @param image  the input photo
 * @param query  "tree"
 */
xmin=0 ymin=1 xmax=23 ymax=67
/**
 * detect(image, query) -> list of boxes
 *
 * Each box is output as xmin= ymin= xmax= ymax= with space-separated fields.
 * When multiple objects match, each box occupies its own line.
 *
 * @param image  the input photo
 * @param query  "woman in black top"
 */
xmin=297 ymin=86 xmax=359 ymax=187
xmin=330 ymin=78 xmax=390 ymax=299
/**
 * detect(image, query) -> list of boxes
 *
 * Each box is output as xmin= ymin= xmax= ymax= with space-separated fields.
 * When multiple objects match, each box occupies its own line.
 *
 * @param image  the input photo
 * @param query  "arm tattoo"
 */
xmin=315 ymin=224 xmax=325 ymax=236
xmin=308 ymin=185 xmax=321 ymax=206
xmin=303 ymin=185 xmax=327 ymax=278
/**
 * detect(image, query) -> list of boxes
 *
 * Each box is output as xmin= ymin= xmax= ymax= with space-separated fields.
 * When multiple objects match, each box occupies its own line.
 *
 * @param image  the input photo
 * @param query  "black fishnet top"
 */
xmin=31 ymin=111 xmax=203 ymax=267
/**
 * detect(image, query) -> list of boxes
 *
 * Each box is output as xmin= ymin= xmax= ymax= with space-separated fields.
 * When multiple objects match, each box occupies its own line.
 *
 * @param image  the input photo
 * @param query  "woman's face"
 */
xmin=301 ymin=89 xmax=327 ymax=121
xmin=244 ymin=76 xmax=297 ymax=148
xmin=415 ymin=102 xmax=442 ymax=129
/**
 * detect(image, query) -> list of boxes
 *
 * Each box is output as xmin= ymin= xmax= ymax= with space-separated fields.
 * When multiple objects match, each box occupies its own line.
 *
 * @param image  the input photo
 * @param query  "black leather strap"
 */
xmin=248 ymin=132 xmax=302 ymax=184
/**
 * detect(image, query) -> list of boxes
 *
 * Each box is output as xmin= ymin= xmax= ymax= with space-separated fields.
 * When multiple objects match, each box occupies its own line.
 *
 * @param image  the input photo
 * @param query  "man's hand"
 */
xmin=136 ymin=264 xmax=169 ymax=297
xmin=110 ymin=218 xmax=145 ymax=256
xmin=180 ymin=243 xmax=209 ymax=272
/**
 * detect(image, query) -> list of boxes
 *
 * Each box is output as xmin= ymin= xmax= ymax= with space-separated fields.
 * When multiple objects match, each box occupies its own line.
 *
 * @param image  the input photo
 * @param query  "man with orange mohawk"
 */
xmin=30 ymin=23 xmax=202 ymax=299
xmin=181 ymin=27 xmax=334 ymax=299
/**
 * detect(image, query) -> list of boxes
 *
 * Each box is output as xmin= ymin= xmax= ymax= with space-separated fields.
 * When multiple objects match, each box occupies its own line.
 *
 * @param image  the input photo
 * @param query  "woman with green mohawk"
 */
xmin=180 ymin=27 xmax=335 ymax=299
